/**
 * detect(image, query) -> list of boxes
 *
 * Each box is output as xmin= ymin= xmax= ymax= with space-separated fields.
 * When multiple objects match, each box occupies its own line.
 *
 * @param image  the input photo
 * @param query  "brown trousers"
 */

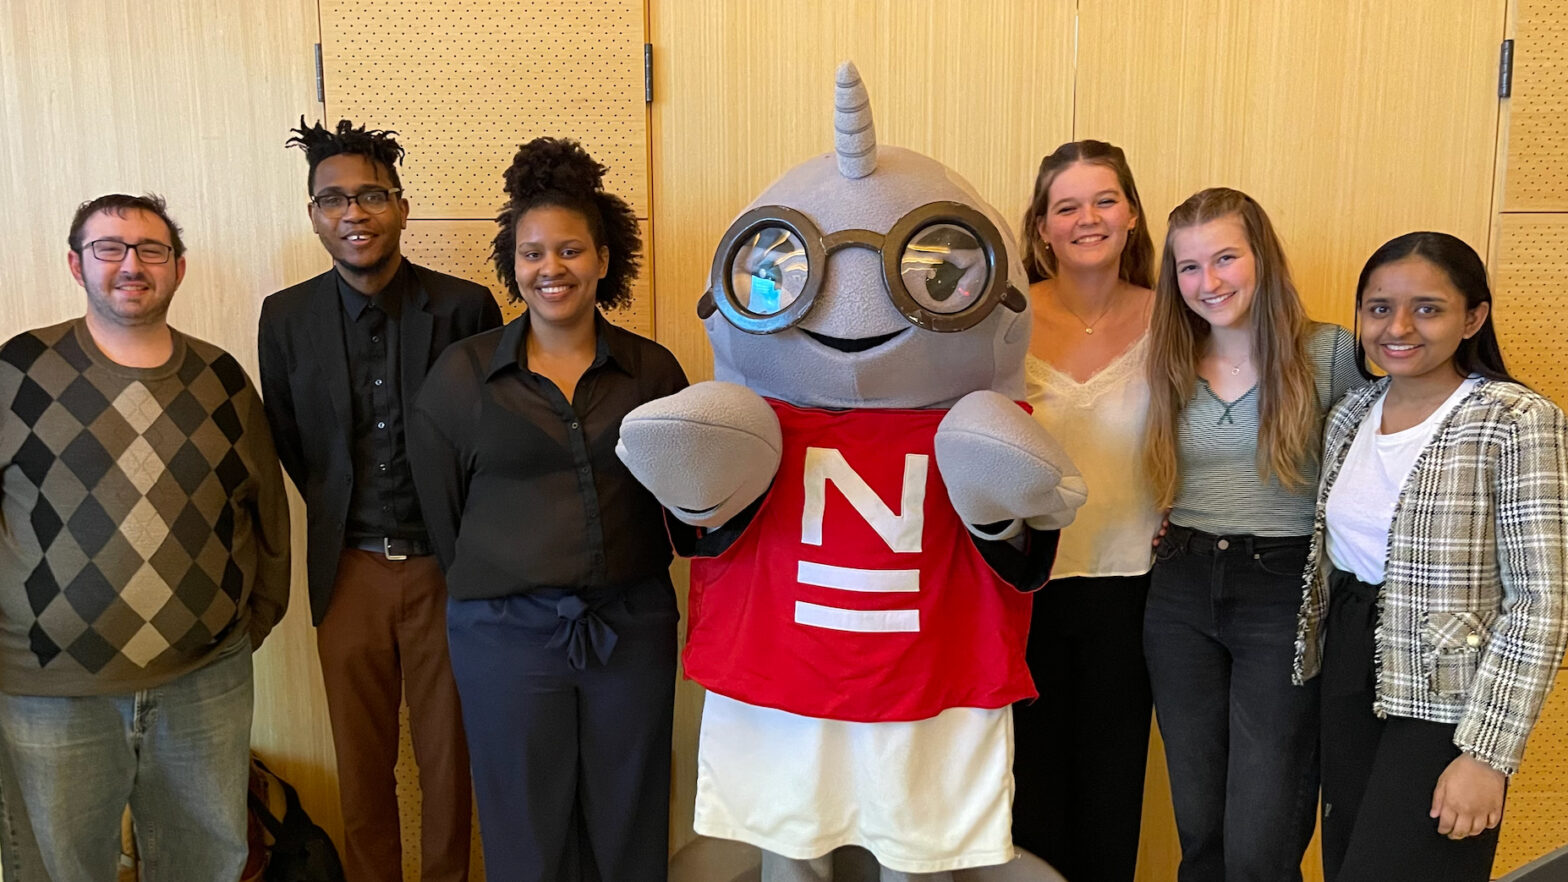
xmin=318 ymin=549 xmax=472 ymax=882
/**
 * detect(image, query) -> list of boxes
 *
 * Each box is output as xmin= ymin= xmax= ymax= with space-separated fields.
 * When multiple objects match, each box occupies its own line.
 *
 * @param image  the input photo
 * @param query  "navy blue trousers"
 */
xmin=447 ymin=574 xmax=678 ymax=882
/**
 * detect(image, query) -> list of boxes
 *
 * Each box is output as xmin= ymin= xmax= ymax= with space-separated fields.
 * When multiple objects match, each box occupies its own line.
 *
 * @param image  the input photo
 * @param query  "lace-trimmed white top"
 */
xmin=1025 ymin=335 xmax=1160 ymax=579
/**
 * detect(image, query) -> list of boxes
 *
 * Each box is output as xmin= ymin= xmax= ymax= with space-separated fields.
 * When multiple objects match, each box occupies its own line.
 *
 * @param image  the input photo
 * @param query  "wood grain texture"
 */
xmin=0 ymin=0 xmax=341 ymax=859
xmin=649 ymin=0 xmax=1077 ymax=386
xmin=1076 ymin=0 xmax=1505 ymax=330
xmin=648 ymin=0 xmax=1078 ymax=855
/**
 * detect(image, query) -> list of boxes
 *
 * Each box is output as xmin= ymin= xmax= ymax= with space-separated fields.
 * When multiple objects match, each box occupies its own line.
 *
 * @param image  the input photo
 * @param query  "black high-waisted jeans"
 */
xmin=1144 ymin=524 xmax=1320 ymax=882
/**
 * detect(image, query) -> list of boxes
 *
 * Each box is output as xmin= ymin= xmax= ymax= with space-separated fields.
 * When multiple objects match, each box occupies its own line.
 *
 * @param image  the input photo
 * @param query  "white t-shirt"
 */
xmin=1325 ymin=377 xmax=1480 ymax=584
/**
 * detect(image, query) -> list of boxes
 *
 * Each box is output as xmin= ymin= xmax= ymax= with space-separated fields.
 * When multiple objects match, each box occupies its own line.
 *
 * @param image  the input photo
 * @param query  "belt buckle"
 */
xmin=382 ymin=538 xmax=408 ymax=562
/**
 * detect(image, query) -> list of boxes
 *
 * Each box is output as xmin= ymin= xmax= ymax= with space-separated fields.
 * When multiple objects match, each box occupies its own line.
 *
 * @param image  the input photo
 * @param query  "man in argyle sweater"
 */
xmin=0 ymin=194 xmax=289 ymax=881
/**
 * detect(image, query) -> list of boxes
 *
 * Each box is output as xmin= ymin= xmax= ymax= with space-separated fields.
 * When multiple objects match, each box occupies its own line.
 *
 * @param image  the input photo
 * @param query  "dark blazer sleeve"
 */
xmin=409 ymin=342 xmax=482 ymax=573
xmin=472 ymin=290 xmax=503 ymax=335
xmin=256 ymin=295 xmax=308 ymax=490
xmin=420 ymin=266 xmax=502 ymax=344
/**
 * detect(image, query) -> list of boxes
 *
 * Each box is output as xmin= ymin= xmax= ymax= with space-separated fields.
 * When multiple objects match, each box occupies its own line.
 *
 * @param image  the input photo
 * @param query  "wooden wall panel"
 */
xmin=649 ymin=0 xmax=1077 ymax=387
xmin=1496 ymin=679 xmax=1568 ymax=875
xmin=1076 ymin=0 xmax=1504 ymax=330
xmin=1503 ymin=0 xmax=1568 ymax=210
xmin=0 ymin=0 xmax=339 ymax=860
xmin=1492 ymin=13 xmax=1568 ymax=876
xmin=649 ymin=0 xmax=1078 ymax=853
xmin=1493 ymin=213 xmax=1568 ymax=409
xmin=320 ymin=0 xmax=649 ymax=219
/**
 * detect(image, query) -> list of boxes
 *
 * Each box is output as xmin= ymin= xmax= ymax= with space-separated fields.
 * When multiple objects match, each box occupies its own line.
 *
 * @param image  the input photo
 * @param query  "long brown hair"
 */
xmin=1019 ymin=140 xmax=1156 ymax=289
xmin=1144 ymin=188 xmax=1320 ymax=509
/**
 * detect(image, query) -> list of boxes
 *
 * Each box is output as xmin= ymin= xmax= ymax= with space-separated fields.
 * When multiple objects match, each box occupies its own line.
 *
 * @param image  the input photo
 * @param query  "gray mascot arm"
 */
xmin=934 ymin=390 xmax=1088 ymax=541
xmin=616 ymin=381 xmax=783 ymax=528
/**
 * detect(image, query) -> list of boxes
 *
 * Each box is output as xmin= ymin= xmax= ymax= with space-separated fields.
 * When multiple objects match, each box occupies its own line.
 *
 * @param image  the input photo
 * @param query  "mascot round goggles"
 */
xmin=698 ymin=201 xmax=1027 ymax=334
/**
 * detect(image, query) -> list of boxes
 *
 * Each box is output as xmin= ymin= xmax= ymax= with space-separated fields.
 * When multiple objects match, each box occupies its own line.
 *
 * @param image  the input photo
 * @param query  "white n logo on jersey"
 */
xmin=796 ymin=447 xmax=926 ymax=633
xmin=800 ymin=448 xmax=927 ymax=552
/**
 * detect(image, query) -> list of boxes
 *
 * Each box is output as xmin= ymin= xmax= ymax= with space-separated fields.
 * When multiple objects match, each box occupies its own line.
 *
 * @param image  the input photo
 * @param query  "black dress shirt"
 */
xmin=409 ymin=312 xmax=689 ymax=600
xmin=337 ymin=264 xmax=426 ymax=542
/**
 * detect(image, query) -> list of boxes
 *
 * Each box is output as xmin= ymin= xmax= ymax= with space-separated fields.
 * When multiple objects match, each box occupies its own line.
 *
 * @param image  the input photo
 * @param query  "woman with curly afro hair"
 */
xmin=408 ymin=137 xmax=689 ymax=881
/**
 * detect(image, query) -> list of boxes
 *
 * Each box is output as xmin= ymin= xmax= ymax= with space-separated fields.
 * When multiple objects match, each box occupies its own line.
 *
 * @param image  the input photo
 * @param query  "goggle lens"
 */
xmin=730 ymin=226 xmax=810 ymax=317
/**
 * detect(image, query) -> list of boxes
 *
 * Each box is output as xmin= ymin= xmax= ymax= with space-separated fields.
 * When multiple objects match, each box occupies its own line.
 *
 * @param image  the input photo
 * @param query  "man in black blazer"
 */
xmin=258 ymin=119 xmax=500 ymax=882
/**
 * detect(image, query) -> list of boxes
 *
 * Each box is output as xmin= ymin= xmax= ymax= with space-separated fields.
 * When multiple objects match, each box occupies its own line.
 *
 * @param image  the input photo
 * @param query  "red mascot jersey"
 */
xmin=683 ymin=400 xmax=1037 ymax=723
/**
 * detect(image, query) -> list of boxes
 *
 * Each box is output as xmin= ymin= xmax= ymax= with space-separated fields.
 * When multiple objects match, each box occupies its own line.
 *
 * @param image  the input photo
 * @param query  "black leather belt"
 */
xmin=1164 ymin=524 xmax=1309 ymax=556
xmin=349 ymin=537 xmax=432 ymax=560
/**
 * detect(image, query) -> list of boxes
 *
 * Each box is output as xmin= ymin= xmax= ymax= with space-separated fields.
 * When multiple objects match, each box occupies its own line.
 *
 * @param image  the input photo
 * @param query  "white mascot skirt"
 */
xmin=693 ymin=692 xmax=1016 ymax=874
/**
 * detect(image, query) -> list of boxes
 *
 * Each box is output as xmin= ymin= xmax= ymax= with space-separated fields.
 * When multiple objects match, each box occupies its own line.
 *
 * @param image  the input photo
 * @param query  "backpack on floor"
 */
xmin=245 ymin=755 xmax=346 ymax=882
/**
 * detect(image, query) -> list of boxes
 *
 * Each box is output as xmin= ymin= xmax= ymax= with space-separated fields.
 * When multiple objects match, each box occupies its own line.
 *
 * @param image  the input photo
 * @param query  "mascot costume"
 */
xmin=618 ymin=63 xmax=1086 ymax=881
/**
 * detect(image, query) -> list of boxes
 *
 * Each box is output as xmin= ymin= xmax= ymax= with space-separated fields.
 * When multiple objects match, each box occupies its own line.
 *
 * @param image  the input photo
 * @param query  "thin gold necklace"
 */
xmin=1056 ymin=293 xmax=1115 ymax=335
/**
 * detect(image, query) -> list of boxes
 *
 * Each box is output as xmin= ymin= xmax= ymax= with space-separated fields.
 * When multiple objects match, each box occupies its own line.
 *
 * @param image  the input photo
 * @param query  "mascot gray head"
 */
xmin=699 ymin=62 xmax=1032 ymax=409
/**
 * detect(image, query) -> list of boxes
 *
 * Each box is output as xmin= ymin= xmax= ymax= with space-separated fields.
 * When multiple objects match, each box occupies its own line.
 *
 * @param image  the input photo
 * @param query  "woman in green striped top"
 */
xmin=1141 ymin=187 xmax=1363 ymax=881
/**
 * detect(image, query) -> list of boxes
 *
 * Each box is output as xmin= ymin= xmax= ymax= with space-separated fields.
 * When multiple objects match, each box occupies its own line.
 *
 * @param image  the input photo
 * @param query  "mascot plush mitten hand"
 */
xmin=617 ymin=381 xmax=782 ymax=527
xmin=935 ymin=390 xmax=1089 ymax=538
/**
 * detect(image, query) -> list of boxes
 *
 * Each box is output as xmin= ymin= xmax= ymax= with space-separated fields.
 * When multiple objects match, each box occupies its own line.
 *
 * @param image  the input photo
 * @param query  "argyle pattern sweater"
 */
xmin=0 ymin=320 xmax=289 ymax=696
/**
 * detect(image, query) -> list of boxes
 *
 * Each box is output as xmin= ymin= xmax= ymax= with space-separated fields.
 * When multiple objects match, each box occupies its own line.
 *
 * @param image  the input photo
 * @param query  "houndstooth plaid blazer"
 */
xmin=1295 ymin=377 xmax=1568 ymax=774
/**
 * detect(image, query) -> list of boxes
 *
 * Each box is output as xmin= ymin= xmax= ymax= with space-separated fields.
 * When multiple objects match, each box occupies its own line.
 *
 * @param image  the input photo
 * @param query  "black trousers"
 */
xmin=446 ymin=575 xmax=679 ymax=882
xmin=1320 ymin=569 xmax=1501 ymax=882
xmin=1013 ymin=573 xmax=1153 ymax=882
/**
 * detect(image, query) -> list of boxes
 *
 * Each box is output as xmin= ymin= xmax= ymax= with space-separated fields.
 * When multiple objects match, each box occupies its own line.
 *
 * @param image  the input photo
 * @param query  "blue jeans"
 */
xmin=0 ymin=634 xmax=253 ymax=882
xmin=1144 ymin=525 xmax=1320 ymax=882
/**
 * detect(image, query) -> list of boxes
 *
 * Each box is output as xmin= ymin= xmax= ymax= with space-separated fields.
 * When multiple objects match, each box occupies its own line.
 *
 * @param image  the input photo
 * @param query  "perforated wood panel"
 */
xmin=1503 ymin=0 xmax=1568 ymax=210
xmin=320 ymin=0 xmax=648 ymax=219
xmin=1493 ymin=213 xmax=1568 ymax=409
xmin=402 ymin=219 xmax=652 ymax=336
xmin=1495 ymin=672 xmax=1568 ymax=875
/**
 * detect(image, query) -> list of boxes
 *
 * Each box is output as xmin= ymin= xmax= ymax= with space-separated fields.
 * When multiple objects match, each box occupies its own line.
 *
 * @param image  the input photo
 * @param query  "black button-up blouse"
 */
xmin=409 ymin=311 xmax=688 ymax=600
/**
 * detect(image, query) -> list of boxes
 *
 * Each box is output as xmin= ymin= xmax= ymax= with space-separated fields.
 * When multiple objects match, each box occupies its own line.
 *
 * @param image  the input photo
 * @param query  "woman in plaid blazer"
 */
xmin=1294 ymin=232 xmax=1568 ymax=882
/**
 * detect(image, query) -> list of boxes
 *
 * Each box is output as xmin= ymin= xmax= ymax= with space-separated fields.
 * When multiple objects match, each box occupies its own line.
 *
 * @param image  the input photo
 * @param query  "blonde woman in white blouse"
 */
xmin=1013 ymin=140 xmax=1160 ymax=882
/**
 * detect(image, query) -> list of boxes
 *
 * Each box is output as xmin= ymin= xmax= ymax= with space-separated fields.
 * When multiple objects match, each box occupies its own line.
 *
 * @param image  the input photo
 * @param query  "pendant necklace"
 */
xmin=1058 ymin=295 xmax=1114 ymax=335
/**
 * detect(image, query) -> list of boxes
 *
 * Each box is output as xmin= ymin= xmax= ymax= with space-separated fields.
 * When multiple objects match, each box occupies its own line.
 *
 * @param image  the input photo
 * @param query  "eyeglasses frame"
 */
xmin=700 ymin=200 xmax=1026 ymax=335
xmin=309 ymin=187 xmax=404 ymax=217
xmin=81 ymin=238 xmax=176 ymax=265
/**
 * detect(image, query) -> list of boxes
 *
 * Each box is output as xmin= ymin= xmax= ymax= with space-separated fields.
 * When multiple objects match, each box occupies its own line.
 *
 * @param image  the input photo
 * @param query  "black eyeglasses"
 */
xmin=699 ymin=201 xmax=1026 ymax=334
xmin=310 ymin=188 xmax=402 ymax=217
xmin=83 ymin=239 xmax=174 ymax=264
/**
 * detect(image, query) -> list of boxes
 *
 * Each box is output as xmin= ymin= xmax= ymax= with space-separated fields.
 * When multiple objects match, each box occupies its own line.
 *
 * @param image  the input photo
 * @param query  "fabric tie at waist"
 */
xmin=546 ymin=594 xmax=619 ymax=671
